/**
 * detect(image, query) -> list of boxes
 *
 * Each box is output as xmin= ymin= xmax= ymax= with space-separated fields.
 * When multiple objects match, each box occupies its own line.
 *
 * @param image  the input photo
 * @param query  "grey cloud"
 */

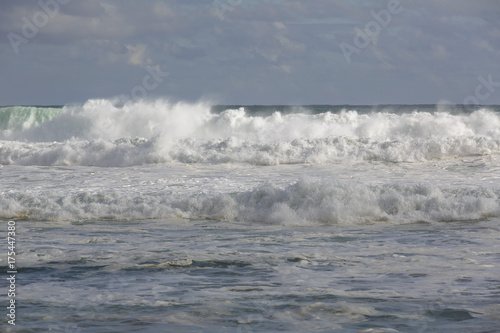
xmin=1 ymin=0 xmax=499 ymax=105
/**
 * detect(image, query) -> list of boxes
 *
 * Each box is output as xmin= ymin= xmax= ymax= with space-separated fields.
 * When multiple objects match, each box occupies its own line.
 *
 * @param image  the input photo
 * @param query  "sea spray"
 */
xmin=1 ymin=99 xmax=500 ymax=166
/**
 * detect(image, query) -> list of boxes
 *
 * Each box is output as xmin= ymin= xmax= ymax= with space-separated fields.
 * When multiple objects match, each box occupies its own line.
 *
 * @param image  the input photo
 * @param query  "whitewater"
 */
xmin=2 ymin=100 xmax=500 ymax=167
xmin=1 ymin=100 xmax=500 ymax=332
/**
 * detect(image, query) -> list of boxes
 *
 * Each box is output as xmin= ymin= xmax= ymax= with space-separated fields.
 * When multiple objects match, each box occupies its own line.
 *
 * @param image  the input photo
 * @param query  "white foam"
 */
xmin=1 ymin=99 xmax=500 ymax=166
xmin=1 ymin=135 xmax=499 ymax=166
xmin=2 ymin=177 xmax=498 ymax=224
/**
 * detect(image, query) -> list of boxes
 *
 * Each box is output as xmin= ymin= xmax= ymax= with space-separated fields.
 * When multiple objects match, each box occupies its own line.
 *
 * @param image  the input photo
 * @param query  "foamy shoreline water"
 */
xmin=9 ymin=217 xmax=500 ymax=332
xmin=2 ymin=101 xmax=500 ymax=332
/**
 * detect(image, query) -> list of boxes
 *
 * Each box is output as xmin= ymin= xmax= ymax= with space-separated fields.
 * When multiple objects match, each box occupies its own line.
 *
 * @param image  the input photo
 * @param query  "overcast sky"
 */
xmin=1 ymin=0 xmax=499 ymax=105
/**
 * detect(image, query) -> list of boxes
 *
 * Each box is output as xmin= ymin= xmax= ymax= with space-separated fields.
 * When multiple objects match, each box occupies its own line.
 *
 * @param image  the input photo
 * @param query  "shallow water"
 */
xmin=6 ymin=217 xmax=500 ymax=332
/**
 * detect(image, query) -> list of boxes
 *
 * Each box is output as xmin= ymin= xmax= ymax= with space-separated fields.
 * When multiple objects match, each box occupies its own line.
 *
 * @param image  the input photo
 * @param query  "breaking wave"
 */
xmin=1 ymin=99 xmax=500 ymax=166
xmin=1 ymin=178 xmax=499 ymax=224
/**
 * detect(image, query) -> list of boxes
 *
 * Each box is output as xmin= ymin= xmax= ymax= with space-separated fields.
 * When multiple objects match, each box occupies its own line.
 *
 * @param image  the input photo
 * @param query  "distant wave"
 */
xmin=0 ymin=106 xmax=62 ymax=132
xmin=1 ymin=99 xmax=500 ymax=166
xmin=1 ymin=178 xmax=498 ymax=223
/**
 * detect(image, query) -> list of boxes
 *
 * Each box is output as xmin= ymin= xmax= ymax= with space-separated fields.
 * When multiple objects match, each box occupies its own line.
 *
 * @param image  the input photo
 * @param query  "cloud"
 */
xmin=1 ymin=0 xmax=499 ymax=105
xmin=125 ymin=44 xmax=151 ymax=66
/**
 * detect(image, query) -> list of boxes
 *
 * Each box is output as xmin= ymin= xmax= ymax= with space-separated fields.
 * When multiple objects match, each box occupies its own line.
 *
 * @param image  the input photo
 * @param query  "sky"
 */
xmin=1 ymin=0 xmax=499 ymax=106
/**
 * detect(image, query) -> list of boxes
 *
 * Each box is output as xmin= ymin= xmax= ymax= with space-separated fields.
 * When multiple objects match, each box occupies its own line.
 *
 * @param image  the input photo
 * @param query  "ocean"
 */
xmin=1 ymin=100 xmax=500 ymax=332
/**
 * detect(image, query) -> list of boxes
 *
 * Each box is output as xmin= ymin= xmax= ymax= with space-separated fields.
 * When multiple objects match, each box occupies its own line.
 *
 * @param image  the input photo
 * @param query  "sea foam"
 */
xmin=1 ymin=99 xmax=500 ymax=166
xmin=1 ymin=178 xmax=498 ymax=224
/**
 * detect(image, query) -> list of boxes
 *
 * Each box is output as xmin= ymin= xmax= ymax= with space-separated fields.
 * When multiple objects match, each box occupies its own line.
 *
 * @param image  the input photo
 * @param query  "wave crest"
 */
xmin=2 ymin=178 xmax=498 ymax=223
xmin=1 ymin=99 xmax=500 ymax=166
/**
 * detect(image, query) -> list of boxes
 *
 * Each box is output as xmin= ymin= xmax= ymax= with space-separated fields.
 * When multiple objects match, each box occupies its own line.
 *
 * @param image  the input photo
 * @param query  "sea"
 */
xmin=1 ymin=100 xmax=500 ymax=332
